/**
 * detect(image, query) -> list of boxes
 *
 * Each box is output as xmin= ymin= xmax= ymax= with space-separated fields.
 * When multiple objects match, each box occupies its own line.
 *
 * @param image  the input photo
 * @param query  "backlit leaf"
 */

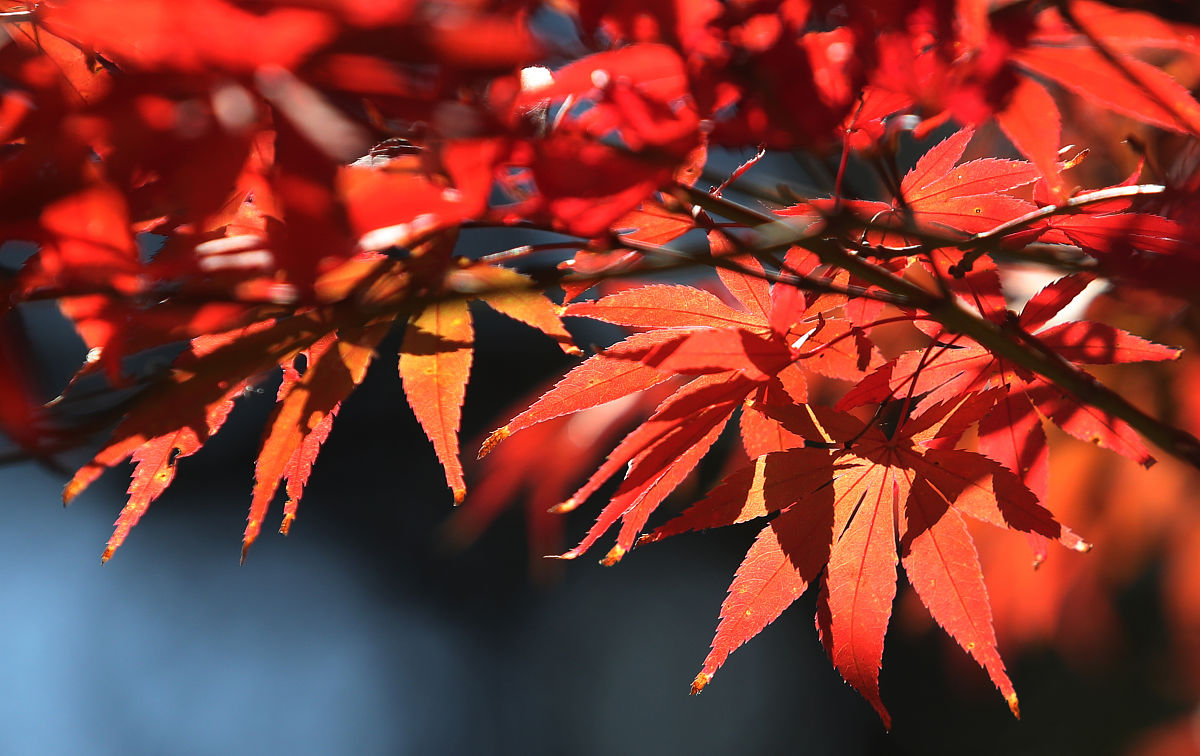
xmin=692 ymin=500 xmax=834 ymax=693
xmin=901 ymin=481 xmax=1019 ymax=716
xmin=400 ymin=299 xmax=474 ymax=503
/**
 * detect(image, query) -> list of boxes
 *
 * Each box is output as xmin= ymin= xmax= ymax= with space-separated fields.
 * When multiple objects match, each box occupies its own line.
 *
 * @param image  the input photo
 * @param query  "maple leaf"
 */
xmin=243 ymin=319 xmax=391 ymax=561
xmin=853 ymin=0 xmax=1200 ymax=194
xmin=38 ymin=0 xmax=337 ymax=75
xmin=1036 ymin=211 xmax=1200 ymax=300
xmin=2 ymin=11 xmax=111 ymax=106
xmin=778 ymin=127 xmax=1042 ymax=322
xmin=780 ymin=127 xmax=1039 ymax=297
xmin=891 ymin=128 xmax=1041 ymax=236
xmin=341 ymin=139 xmax=502 ymax=253
xmin=846 ymin=274 xmax=1180 ymax=531
xmin=507 ymin=44 xmax=701 ymax=237
xmin=559 ymin=138 xmax=707 ymax=303
xmin=994 ymin=74 xmax=1067 ymax=199
xmin=21 ymin=181 xmax=142 ymax=298
xmin=10 ymin=0 xmax=1200 ymax=732
xmin=400 ymin=259 xmax=579 ymax=503
xmin=56 ymin=253 xmax=406 ymax=560
xmin=62 ymin=314 xmax=334 ymax=561
xmin=1012 ymin=36 xmax=1200 ymax=138
xmin=401 ymin=298 xmax=474 ymax=504
xmin=812 ymin=126 xmax=1040 ymax=242
xmin=486 ymin=231 xmax=879 ymax=564
xmin=444 ymin=379 xmax=678 ymax=579
xmin=647 ymin=400 xmax=1088 ymax=725
xmin=53 ymin=222 xmax=575 ymax=555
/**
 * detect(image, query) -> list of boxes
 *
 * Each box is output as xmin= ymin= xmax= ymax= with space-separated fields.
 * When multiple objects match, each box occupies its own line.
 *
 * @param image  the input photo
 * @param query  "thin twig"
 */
xmin=711 ymin=146 xmax=767 ymax=197
xmin=613 ymin=234 xmax=911 ymax=306
xmin=478 ymin=241 xmax=581 ymax=265
xmin=949 ymin=183 xmax=1167 ymax=275
xmin=0 ymin=10 xmax=36 ymax=23
xmin=676 ymin=183 xmax=1200 ymax=471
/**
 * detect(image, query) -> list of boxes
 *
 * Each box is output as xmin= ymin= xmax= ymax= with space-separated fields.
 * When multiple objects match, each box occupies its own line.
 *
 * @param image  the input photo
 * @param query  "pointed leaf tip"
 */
xmin=100 ymin=547 xmax=114 ymax=564
xmin=690 ymin=672 xmax=711 ymax=694
xmin=550 ymin=498 xmax=579 ymax=514
xmin=279 ymin=511 xmax=295 ymax=536
xmin=478 ymin=426 xmax=509 ymax=459
xmin=452 ymin=485 xmax=466 ymax=505
xmin=1007 ymin=693 xmax=1021 ymax=719
xmin=63 ymin=482 xmax=83 ymax=505
xmin=600 ymin=544 xmax=626 ymax=566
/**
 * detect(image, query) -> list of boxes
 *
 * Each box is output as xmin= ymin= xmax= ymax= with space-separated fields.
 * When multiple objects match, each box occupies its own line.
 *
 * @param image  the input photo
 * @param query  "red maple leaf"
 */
xmin=243 ymin=319 xmax=391 ymax=560
xmin=861 ymin=0 xmax=1200 ymax=195
xmin=10 ymin=0 xmax=1200 ymax=733
xmin=844 ymin=273 xmax=1180 ymax=546
xmin=444 ymin=379 xmax=679 ymax=579
xmin=642 ymin=398 xmax=1088 ymax=726
xmin=400 ymin=254 xmax=579 ymax=504
xmin=485 ymin=230 xmax=878 ymax=564
xmin=62 ymin=314 xmax=333 ymax=561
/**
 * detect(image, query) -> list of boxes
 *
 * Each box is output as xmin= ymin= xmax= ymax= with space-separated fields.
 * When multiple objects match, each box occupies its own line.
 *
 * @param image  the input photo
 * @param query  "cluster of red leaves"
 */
xmin=484 ymin=199 xmax=1174 ymax=723
xmin=5 ymin=0 xmax=1200 ymax=728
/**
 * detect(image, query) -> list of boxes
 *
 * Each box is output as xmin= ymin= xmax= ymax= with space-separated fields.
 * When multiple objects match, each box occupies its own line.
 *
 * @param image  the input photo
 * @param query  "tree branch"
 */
xmin=678 ymin=183 xmax=1200 ymax=471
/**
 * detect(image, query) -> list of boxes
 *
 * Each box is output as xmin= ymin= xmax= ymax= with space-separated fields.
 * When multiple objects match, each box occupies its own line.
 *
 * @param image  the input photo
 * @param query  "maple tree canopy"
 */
xmin=5 ymin=0 xmax=1200 ymax=728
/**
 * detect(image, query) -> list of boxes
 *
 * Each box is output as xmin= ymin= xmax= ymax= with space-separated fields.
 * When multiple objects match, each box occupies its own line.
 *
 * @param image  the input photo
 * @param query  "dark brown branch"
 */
xmin=678 ymin=183 xmax=1200 ymax=471
xmin=614 ymin=235 xmax=911 ymax=307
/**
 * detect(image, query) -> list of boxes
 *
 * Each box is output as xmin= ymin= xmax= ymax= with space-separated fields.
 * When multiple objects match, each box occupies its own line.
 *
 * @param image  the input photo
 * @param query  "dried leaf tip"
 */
xmin=600 ymin=544 xmax=626 ymax=566
xmin=99 ymin=547 xmax=115 ymax=565
xmin=478 ymin=427 xmax=509 ymax=459
xmin=279 ymin=512 xmax=295 ymax=536
xmin=1007 ymin=693 xmax=1021 ymax=719
xmin=549 ymin=498 xmax=579 ymax=514
xmin=62 ymin=480 xmax=85 ymax=506
xmin=452 ymin=486 xmax=466 ymax=505
xmin=690 ymin=672 xmax=711 ymax=695
xmin=1073 ymin=539 xmax=1093 ymax=553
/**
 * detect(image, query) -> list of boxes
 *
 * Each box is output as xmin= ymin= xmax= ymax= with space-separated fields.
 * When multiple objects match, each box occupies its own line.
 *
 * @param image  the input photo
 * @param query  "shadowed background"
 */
xmin=0 ymin=284 xmax=1189 ymax=756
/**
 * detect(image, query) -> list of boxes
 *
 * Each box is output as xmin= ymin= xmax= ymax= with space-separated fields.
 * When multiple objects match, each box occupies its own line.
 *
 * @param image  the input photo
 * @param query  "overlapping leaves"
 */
xmin=487 ymin=237 xmax=1135 ymax=721
xmin=3 ymin=0 xmax=1200 ymax=732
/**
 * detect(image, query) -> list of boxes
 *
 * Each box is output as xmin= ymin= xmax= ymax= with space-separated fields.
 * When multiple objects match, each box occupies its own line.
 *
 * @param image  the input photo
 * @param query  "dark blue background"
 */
xmin=0 ymin=298 xmax=1180 ymax=755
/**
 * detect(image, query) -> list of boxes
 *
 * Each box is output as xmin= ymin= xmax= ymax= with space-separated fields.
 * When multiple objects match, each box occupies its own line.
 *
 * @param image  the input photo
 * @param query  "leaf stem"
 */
xmin=0 ymin=10 xmax=36 ymax=23
xmin=949 ymin=184 xmax=1167 ymax=275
